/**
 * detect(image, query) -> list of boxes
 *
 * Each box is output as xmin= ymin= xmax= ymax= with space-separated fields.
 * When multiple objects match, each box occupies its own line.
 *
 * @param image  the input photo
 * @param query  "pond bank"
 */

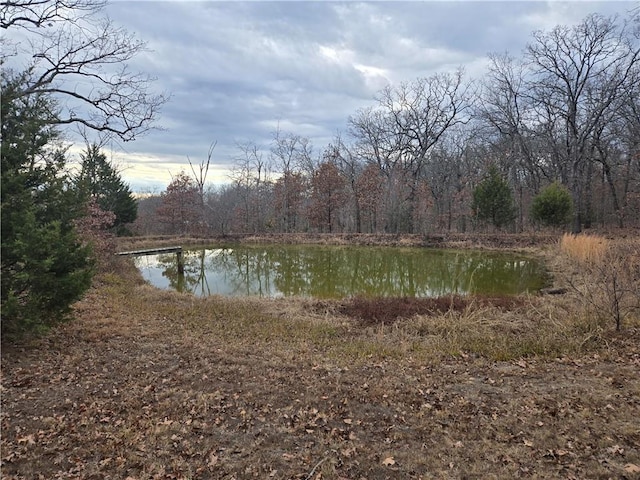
xmin=118 ymin=232 xmax=561 ymax=252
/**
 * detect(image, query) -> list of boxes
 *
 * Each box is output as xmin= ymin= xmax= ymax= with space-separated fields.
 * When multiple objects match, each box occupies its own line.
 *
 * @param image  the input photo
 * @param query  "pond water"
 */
xmin=133 ymin=245 xmax=548 ymax=299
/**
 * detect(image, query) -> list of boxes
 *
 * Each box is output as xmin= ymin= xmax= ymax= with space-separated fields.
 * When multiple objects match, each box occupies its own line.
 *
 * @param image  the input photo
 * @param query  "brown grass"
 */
xmin=559 ymin=232 xmax=610 ymax=264
xmin=2 ymin=234 xmax=640 ymax=479
xmin=335 ymin=295 xmax=526 ymax=326
xmin=557 ymin=234 xmax=640 ymax=331
xmin=116 ymin=232 xmax=560 ymax=252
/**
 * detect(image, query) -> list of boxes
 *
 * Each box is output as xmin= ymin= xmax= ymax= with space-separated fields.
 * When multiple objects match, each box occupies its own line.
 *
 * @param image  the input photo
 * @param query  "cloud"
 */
xmin=52 ymin=1 xmax=633 ymax=192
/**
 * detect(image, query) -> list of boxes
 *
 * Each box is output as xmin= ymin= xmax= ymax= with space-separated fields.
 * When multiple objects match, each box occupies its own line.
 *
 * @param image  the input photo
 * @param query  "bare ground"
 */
xmin=2 ymin=234 xmax=639 ymax=479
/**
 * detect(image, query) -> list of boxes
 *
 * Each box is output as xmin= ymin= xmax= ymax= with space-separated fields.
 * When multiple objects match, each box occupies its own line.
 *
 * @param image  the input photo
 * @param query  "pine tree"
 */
xmin=75 ymin=143 xmax=138 ymax=235
xmin=472 ymin=166 xmax=516 ymax=230
xmin=1 ymin=70 xmax=93 ymax=337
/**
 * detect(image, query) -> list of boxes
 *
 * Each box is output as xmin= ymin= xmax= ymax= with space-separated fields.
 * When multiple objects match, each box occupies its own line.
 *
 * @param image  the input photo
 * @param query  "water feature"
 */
xmin=134 ymin=244 xmax=547 ymax=299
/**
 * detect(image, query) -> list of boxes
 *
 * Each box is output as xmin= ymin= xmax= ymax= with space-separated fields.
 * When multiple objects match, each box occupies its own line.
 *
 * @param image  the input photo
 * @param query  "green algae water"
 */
xmin=134 ymin=245 xmax=547 ymax=298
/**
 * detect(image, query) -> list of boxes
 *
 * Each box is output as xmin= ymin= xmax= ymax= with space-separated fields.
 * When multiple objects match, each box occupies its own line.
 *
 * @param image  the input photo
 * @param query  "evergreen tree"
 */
xmin=530 ymin=182 xmax=574 ymax=228
xmin=1 ymin=70 xmax=93 ymax=337
xmin=472 ymin=166 xmax=516 ymax=229
xmin=75 ymin=143 xmax=138 ymax=235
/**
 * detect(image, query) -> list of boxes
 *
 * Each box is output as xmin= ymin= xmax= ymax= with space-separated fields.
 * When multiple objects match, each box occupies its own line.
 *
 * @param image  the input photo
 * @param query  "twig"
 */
xmin=305 ymin=455 xmax=329 ymax=480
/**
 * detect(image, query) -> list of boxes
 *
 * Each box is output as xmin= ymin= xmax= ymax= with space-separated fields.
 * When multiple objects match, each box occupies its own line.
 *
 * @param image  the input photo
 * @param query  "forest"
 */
xmin=134 ymin=11 xmax=640 ymax=237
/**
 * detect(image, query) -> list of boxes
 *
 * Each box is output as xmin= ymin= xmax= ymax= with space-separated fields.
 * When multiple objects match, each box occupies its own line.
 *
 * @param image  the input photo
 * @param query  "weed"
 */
xmin=337 ymin=295 xmax=524 ymax=326
xmin=560 ymin=235 xmax=640 ymax=331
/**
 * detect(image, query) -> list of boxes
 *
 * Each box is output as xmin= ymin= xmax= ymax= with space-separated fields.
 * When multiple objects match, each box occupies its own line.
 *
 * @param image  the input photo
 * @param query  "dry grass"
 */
xmin=2 ymin=235 xmax=640 ymax=479
xmin=559 ymin=232 xmax=610 ymax=264
xmin=116 ymin=232 xmax=560 ymax=252
xmin=557 ymin=234 xmax=640 ymax=331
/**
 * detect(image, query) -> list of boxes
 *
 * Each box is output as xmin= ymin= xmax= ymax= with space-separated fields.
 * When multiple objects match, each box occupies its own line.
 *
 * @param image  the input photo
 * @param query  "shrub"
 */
xmin=531 ymin=182 xmax=573 ymax=228
xmin=560 ymin=234 xmax=639 ymax=331
xmin=338 ymin=295 xmax=525 ymax=326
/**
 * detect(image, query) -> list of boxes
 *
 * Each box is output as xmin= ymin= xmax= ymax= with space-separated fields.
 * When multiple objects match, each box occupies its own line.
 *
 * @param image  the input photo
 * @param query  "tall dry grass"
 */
xmin=559 ymin=234 xmax=639 ymax=331
xmin=560 ymin=233 xmax=610 ymax=264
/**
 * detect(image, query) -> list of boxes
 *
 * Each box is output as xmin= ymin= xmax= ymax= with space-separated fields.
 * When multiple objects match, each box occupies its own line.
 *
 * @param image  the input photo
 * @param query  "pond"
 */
xmin=133 ymin=245 xmax=548 ymax=299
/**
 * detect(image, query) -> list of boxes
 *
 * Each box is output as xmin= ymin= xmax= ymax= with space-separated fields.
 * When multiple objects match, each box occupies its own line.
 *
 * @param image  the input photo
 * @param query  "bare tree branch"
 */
xmin=2 ymin=0 xmax=167 ymax=141
xmin=1 ymin=0 xmax=104 ymax=30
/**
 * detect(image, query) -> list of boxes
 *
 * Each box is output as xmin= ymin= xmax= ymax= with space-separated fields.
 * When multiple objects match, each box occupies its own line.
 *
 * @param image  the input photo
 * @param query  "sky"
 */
xmin=8 ymin=1 xmax=639 ymax=192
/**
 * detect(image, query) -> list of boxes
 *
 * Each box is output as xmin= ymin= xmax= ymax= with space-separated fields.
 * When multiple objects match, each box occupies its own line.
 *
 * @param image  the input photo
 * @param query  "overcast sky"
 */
xmin=18 ymin=1 xmax=640 ymax=192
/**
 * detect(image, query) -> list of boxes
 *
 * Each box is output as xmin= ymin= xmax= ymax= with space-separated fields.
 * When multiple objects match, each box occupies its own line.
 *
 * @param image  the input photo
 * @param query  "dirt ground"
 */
xmin=2 ymin=233 xmax=639 ymax=479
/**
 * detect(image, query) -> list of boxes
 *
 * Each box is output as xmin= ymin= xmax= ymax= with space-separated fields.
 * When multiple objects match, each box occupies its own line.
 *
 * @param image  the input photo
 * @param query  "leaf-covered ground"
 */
xmin=2 ymin=238 xmax=640 ymax=479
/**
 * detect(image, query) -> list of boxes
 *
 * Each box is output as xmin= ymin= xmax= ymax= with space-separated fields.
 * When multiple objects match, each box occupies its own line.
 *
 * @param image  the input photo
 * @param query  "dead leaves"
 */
xmin=382 ymin=456 xmax=396 ymax=466
xmin=607 ymin=444 xmax=625 ymax=456
xmin=206 ymin=451 xmax=218 ymax=469
xmin=16 ymin=434 xmax=35 ymax=446
xmin=624 ymin=463 xmax=640 ymax=474
xmin=2 ymin=290 xmax=640 ymax=479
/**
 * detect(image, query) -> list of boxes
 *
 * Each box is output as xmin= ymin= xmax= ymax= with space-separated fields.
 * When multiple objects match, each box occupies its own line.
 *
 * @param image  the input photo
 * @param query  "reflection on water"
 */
xmin=134 ymin=245 xmax=547 ymax=298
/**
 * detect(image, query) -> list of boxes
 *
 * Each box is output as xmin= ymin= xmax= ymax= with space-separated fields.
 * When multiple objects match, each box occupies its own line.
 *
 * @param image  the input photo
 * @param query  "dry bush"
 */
xmin=74 ymin=199 xmax=120 ymax=272
xmin=336 ymin=295 xmax=525 ymax=326
xmin=325 ymin=295 xmax=607 ymax=362
xmin=560 ymin=235 xmax=640 ymax=331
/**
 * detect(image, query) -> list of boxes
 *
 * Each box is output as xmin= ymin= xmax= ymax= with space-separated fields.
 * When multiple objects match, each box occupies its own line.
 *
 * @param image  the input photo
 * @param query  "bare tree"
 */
xmin=479 ymin=53 xmax=549 ymax=190
xmin=188 ymin=141 xmax=216 ymax=234
xmin=156 ymin=171 xmax=200 ymax=235
xmin=525 ymin=13 xmax=639 ymax=232
xmin=270 ymin=128 xmax=312 ymax=232
xmin=377 ymin=69 xmax=473 ymax=170
xmin=348 ymin=107 xmax=409 ymax=233
xmin=205 ymin=184 xmax=238 ymax=235
xmin=349 ymin=70 xmax=474 ymax=232
xmin=230 ymin=141 xmax=272 ymax=232
xmin=611 ymin=65 xmax=640 ymax=227
xmin=328 ymin=135 xmax=364 ymax=232
xmin=354 ymin=163 xmax=384 ymax=233
xmin=308 ymin=158 xmax=347 ymax=233
xmin=1 ymin=0 xmax=103 ymax=29
xmin=2 ymin=0 xmax=167 ymax=141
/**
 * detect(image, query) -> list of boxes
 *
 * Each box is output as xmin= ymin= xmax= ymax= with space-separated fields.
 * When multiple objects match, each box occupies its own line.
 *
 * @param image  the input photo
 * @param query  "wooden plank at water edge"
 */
xmin=117 ymin=246 xmax=183 ymax=256
xmin=117 ymin=246 xmax=184 ymax=274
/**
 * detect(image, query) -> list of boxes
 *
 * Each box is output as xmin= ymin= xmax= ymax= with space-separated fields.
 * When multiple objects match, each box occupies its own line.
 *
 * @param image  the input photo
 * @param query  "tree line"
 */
xmin=136 ymin=10 xmax=639 ymax=237
xmin=2 ymin=1 xmax=638 ymax=337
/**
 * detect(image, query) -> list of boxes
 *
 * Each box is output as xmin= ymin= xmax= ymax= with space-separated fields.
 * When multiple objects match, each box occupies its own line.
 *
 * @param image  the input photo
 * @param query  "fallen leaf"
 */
xmin=382 ymin=456 xmax=396 ymax=466
xmin=624 ymin=463 xmax=640 ymax=473
xmin=341 ymin=447 xmax=356 ymax=457
xmin=17 ymin=434 xmax=36 ymax=445
xmin=607 ymin=445 xmax=624 ymax=455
